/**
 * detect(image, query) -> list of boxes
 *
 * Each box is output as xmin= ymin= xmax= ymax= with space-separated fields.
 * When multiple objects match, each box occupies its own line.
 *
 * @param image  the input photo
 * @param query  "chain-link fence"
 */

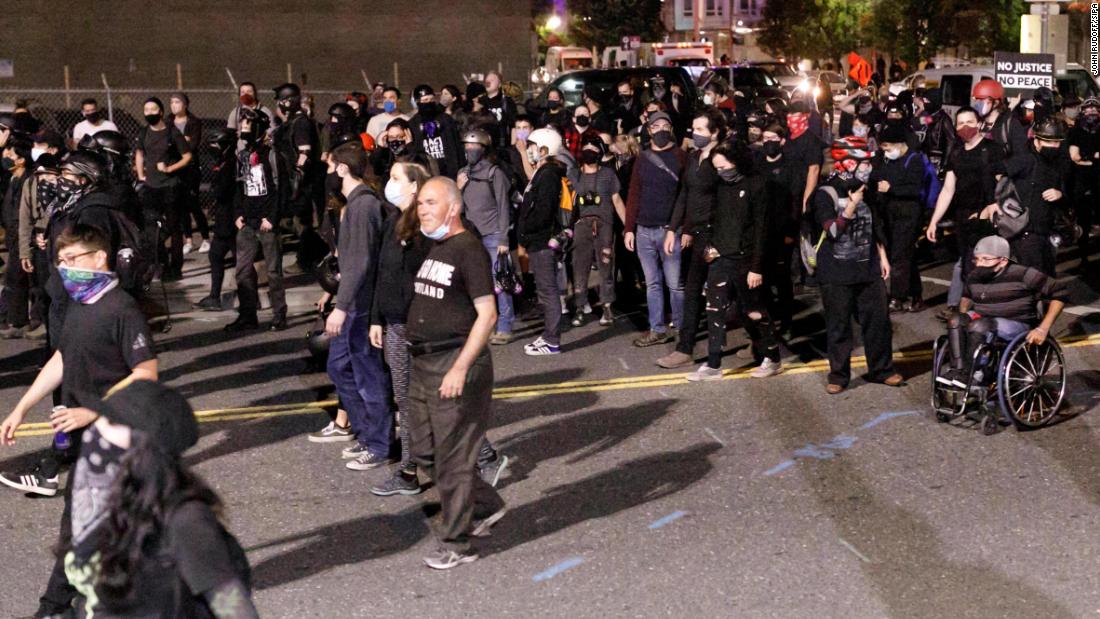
xmin=0 ymin=87 xmax=359 ymax=208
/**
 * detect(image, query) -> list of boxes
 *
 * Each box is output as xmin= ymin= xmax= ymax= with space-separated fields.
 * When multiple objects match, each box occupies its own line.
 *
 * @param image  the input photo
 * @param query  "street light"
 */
xmin=546 ymin=14 xmax=563 ymax=31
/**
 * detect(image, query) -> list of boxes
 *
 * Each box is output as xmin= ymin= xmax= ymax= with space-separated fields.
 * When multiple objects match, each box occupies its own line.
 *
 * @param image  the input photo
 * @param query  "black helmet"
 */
xmin=92 ymin=130 xmax=129 ymax=157
xmin=316 ymin=254 xmax=340 ymax=295
xmin=460 ymin=128 xmax=492 ymax=147
xmin=239 ymin=106 xmax=271 ymax=135
xmin=764 ymin=97 xmax=788 ymax=116
xmin=0 ymin=111 xmax=13 ymax=131
xmin=274 ymin=83 xmax=301 ymax=101
xmin=77 ymin=133 xmax=99 ymax=152
xmin=1033 ymin=117 xmax=1067 ymax=141
xmin=413 ymin=84 xmax=435 ymax=102
xmin=1032 ymin=86 xmax=1056 ymax=110
xmin=745 ymin=110 xmax=768 ymax=128
xmin=331 ymin=133 xmax=361 ymax=150
xmin=306 ymin=329 xmax=331 ymax=365
xmin=61 ymin=150 xmax=108 ymax=186
xmin=205 ymin=126 xmax=237 ymax=150
xmin=328 ymin=102 xmax=355 ymax=120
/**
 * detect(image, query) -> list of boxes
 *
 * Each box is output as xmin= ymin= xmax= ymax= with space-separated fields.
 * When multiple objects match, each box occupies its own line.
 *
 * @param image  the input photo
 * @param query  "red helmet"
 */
xmin=972 ymin=79 xmax=1005 ymax=100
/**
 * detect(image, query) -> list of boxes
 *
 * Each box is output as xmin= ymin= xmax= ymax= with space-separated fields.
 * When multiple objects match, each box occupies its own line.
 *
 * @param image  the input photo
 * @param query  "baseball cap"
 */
xmin=647 ymin=111 xmax=673 ymax=126
xmin=81 ymin=380 xmax=199 ymax=459
xmin=973 ymin=235 xmax=1010 ymax=259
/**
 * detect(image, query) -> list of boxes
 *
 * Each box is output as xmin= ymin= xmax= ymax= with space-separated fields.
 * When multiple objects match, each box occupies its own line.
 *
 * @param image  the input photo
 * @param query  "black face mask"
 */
xmin=36 ymin=178 xmax=58 ymax=207
xmin=144 ymin=113 xmax=161 ymax=126
xmin=762 ymin=141 xmax=782 ymax=158
xmin=56 ymin=176 xmax=84 ymax=205
xmin=717 ymin=167 xmax=744 ymax=184
xmin=574 ymin=116 xmax=590 ymax=128
xmin=418 ymin=102 xmax=442 ymax=118
xmin=1082 ymin=114 xmax=1100 ymax=131
xmin=1038 ymin=145 xmax=1061 ymax=162
xmin=969 ymin=265 xmax=1000 ymax=284
xmin=581 ymin=150 xmax=601 ymax=165
xmin=465 ymin=146 xmax=485 ymax=166
xmin=325 ymin=171 xmax=344 ymax=200
xmin=84 ymin=111 xmax=102 ymax=124
xmin=278 ymin=100 xmax=299 ymax=114
xmin=620 ymin=97 xmax=633 ymax=109
xmin=240 ymin=129 xmax=258 ymax=144
xmin=651 ymin=129 xmax=673 ymax=148
xmin=389 ymin=140 xmax=407 ymax=156
xmin=548 ymin=99 xmax=562 ymax=110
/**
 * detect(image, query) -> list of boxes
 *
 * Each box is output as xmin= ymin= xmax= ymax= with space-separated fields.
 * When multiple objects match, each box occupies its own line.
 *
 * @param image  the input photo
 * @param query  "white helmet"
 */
xmin=527 ymin=127 xmax=563 ymax=159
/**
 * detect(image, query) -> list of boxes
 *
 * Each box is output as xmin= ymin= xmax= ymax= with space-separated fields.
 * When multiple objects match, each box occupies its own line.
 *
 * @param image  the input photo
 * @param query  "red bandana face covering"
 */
xmin=788 ymin=113 xmax=809 ymax=139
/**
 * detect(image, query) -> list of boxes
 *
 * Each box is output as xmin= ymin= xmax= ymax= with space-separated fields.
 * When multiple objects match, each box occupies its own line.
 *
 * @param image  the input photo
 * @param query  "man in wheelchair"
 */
xmin=938 ymin=235 xmax=1068 ymax=389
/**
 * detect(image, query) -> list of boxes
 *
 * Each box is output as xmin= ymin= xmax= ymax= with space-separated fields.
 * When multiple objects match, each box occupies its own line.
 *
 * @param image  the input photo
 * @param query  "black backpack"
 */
xmin=77 ymin=192 xmax=154 ymax=291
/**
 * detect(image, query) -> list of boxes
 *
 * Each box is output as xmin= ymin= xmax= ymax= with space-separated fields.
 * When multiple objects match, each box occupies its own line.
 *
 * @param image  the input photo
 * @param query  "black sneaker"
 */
xmin=478 ymin=454 xmax=510 ymax=488
xmin=423 ymin=547 xmax=478 ymax=570
xmin=224 ymin=315 xmax=259 ymax=332
xmin=193 ymin=296 xmax=223 ymax=311
xmin=0 ymin=467 xmax=60 ymax=497
xmin=370 ymin=470 xmax=422 ymax=496
xmin=269 ymin=316 xmax=288 ymax=331
xmin=345 ymin=450 xmax=395 ymax=471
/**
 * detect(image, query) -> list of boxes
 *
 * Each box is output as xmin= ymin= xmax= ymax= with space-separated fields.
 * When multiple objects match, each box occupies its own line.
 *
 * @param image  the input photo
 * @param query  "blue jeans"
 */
xmin=991 ymin=317 xmax=1030 ymax=342
xmin=327 ymin=310 xmax=393 ymax=455
xmin=635 ymin=225 xmax=683 ymax=333
xmin=482 ymin=233 xmax=514 ymax=334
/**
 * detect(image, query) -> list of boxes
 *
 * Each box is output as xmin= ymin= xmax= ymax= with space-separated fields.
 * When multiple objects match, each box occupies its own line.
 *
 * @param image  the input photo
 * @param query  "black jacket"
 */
xmin=710 ymin=173 xmax=770 ymax=273
xmin=334 ymin=185 xmax=385 ymax=314
xmin=371 ymin=214 xmax=432 ymax=326
xmin=669 ymin=151 xmax=718 ymax=235
xmin=868 ymin=151 xmax=925 ymax=210
xmin=518 ymin=162 xmax=565 ymax=250
xmin=410 ymin=107 xmax=463 ymax=179
xmin=1011 ymin=151 xmax=1067 ymax=235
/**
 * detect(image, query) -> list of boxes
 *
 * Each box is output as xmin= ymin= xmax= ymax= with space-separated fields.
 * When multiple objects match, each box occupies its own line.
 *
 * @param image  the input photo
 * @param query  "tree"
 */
xmin=759 ymin=0 xmax=872 ymax=66
xmin=566 ymin=0 xmax=667 ymax=50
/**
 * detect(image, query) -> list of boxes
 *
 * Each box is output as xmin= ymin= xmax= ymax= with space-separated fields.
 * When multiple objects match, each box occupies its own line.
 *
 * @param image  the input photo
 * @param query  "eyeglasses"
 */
xmin=57 ymin=250 xmax=97 ymax=266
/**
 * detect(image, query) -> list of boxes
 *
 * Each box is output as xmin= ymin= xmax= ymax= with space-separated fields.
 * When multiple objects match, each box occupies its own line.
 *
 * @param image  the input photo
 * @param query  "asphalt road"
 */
xmin=3 ymin=248 xmax=1100 ymax=618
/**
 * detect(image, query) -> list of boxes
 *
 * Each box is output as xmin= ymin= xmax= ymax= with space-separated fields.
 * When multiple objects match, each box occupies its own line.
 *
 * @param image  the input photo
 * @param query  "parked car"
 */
xmin=696 ymin=66 xmax=790 ymax=105
xmin=527 ymin=66 xmax=699 ymax=112
xmin=747 ymin=61 xmax=803 ymax=92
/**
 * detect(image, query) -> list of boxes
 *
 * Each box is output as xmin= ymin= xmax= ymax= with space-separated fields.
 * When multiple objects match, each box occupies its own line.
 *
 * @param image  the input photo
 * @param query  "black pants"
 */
xmin=1011 ymin=231 xmax=1055 ymax=276
xmin=235 ymin=225 xmax=287 ymax=319
xmin=1073 ymin=169 xmax=1098 ymax=257
xmin=29 ymin=244 xmax=50 ymax=327
xmin=35 ymin=476 xmax=76 ymax=617
xmin=529 ymin=247 xmax=562 ymax=346
xmin=820 ymin=279 xmax=896 ymax=387
xmin=141 ymin=184 xmax=184 ymax=276
xmin=885 ymin=202 xmax=924 ymax=301
xmin=571 ymin=216 xmax=615 ymax=309
xmin=705 ymin=255 xmax=779 ymax=368
xmin=181 ymin=183 xmax=210 ymax=240
xmin=766 ymin=240 xmax=796 ymax=328
xmin=676 ymin=231 xmax=711 ymax=356
xmin=4 ymin=242 xmax=30 ymax=328
xmin=408 ymin=348 xmax=504 ymax=553
xmin=207 ymin=232 xmax=235 ymax=298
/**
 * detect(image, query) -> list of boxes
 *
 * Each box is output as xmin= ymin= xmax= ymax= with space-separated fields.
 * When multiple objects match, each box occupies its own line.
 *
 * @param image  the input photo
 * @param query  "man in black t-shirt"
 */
xmin=406 ymin=177 xmax=505 ymax=570
xmin=273 ymin=83 xmax=322 ymax=237
xmin=134 ymin=96 xmax=192 ymax=281
xmin=1069 ymin=98 xmax=1100 ymax=265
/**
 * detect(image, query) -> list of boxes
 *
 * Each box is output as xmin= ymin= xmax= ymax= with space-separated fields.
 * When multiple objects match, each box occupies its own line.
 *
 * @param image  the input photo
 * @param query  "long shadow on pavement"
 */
xmin=1028 ymin=370 xmax=1100 ymax=509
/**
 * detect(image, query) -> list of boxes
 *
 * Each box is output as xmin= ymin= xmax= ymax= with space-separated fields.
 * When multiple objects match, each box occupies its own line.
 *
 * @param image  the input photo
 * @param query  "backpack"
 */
xmin=558 ymin=176 xmax=576 ymax=231
xmin=77 ymin=192 xmax=154 ymax=291
xmin=991 ymin=176 xmax=1028 ymax=240
xmin=799 ymin=186 xmax=835 ymax=276
xmin=903 ymin=151 xmax=943 ymax=210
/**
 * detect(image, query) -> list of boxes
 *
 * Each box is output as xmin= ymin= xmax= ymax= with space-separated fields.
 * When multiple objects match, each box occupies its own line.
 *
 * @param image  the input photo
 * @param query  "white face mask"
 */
xmin=31 ymin=147 xmax=46 ymax=162
xmin=703 ymin=93 xmax=716 ymax=106
xmin=884 ymin=148 xmax=902 ymax=160
xmin=853 ymin=125 xmax=870 ymax=138
xmin=384 ymin=179 xmax=410 ymax=207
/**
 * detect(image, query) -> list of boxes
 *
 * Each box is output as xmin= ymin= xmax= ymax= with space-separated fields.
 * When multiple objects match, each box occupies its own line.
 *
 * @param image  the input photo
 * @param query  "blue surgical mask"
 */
xmin=516 ymin=128 xmax=531 ymax=142
xmin=421 ymin=221 xmax=450 ymax=240
xmin=383 ymin=100 xmax=397 ymax=114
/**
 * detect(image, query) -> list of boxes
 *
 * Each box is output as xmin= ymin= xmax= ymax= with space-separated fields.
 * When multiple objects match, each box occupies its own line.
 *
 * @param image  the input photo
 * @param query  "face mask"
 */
xmin=419 ymin=102 xmax=442 ymax=117
xmin=574 ymin=116 xmax=590 ymax=128
xmin=717 ymin=167 xmax=743 ymax=183
xmin=515 ymin=128 xmax=531 ymax=142
xmin=858 ymin=103 xmax=873 ymax=115
xmin=884 ymin=148 xmax=903 ymax=161
xmin=384 ymin=179 xmax=409 ymax=206
xmin=580 ymin=149 xmax=601 ymax=165
xmin=1038 ymin=145 xmax=1061 ymax=162
xmin=0 ymin=157 xmax=13 ymax=171
xmin=85 ymin=111 xmax=102 ymax=124
xmin=852 ymin=125 xmax=870 ymax=138
xmin=787 ymin=113 xmax=810 ymax=140
xmin=36 ymin=178 xmax=57 ymax=206
xmin=278 ymin=101 xmax=297 ymax=114
xmin=325 ymin=171 xmax=344 ymax=199
xmin=1083 ymin=113 xmax=1100 ymax=131
xmin=651 ymin=129 xmax=673 ymax=148
xmin=389 ymin=139 xmax=407 ymax=156
xmin=56 ymin=176 xmax=86 ymax=206
xmin=440 ymin=94 xmax=454 ymax=108
xmin=653 ymin=86 xmax=667 ymax=100
xmin=144 ymin=113 xmax=161 ymax=126
xmin=969 ymin=265 xmax=999 ymax=284
xmin=974 ymin=99 xmax=993 ymax=117
xmin=421 ymin=220 xmax=450 ymax=240
xmin=620 ymin=97 xmax=633 ymax=109
xmin=855 ymin=166 xmax=872 ymax=183
xmin=548 ymin=99 xmax=562 ymax=110
xmin=465 ymin=146 xmax=485 ymax=166
xmin=703 ymin=93 xmax=716 ymax=106
xmin=31 ymin=147 xmax=46 ymax=162
xmin=692 ymin=133 xmax=712 ymax=149
xmin=383 ymin=100 xmax=397 ymax=114
xmin=59 ymin=265 xmax=117 ymax=304
xmin=1065 ymin=107 xmax=1080 ymax=120
xmin=956 ymin=125 xmax=979 ymax=142
xmin=762 ymin=141 xmax=782 ymax=158
xmin=527 ymin=147 xmax=541 ymax=165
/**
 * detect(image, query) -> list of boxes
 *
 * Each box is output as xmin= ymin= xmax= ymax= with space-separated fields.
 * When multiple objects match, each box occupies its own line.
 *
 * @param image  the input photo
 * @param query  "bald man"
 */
xmin=405 ymin=177 xmax=506 ymax=569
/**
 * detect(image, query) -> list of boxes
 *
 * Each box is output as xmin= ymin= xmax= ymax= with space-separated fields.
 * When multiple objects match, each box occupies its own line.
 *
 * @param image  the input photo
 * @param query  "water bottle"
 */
xmin=51 ymin=406 xmax=71 ymax=451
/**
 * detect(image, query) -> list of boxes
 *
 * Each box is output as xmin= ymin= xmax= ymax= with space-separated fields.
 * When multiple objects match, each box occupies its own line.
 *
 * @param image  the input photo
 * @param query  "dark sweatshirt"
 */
xmin=334 ymin=184 xmax=384 ymax=314
xmin=1011 ymin=151 xmax=1067 ymax=235
xmin=371 ymin=214 xmax=432 ymax=326
xmin=868 ymin=151 xmax=925 ymax=211
xmin=410 ymin=108 xmax=463 ymax=179
xmin=625 ymin=147 xmax=686 ymax=233
xmin=235 ymin=145 xmax=280 ymax=228
xmin=710 ymin=173 xmax=770 ymax=274
xmin=518 ymin=161 xmax=565 ymax=250
xmin=669 ymin=150 xmax=718 ymax=235
xmin=813 ymin=177 xmax=887 ymax=286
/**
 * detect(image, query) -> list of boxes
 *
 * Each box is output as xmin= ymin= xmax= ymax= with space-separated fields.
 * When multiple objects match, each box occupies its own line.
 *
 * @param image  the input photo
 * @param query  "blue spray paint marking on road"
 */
xmin=648 ymin=511 xmax=686 ymax=529
xmin=533 ymin=557 xmax=585 ymax=582
xmin=860 ymin=410 xmax=919 ymax=430
xmin=820 ymin=435 xmax=858 ymax=450
xmin=764 ymin=460 xmax=796 ymax=476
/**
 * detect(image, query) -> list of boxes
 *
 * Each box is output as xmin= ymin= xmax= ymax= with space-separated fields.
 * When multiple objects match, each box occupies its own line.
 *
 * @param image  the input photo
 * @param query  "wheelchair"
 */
xmin=931 ymin=327 xmax=1066 ymax=435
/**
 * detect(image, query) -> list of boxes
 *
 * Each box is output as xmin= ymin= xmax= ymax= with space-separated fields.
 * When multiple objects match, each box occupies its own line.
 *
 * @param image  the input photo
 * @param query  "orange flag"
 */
xmin=848 ymin=52 xmax=872 ymax=87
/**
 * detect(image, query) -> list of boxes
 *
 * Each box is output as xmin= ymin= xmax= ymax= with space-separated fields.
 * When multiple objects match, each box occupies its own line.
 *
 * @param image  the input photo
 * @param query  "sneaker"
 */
xmin=193 ymin=296 xmax=223 ymax=312
xmin=599 ymin=306 xmax=614 ymax=326
xmin=269 ymin=316 xmax=288 ymax=331
xmin=750 ymin=358 xmax=783 ymax=378
xmin=571 ymin=314 xmax=584 ymax=327
xmin=524 ymin=337 xmax=561 ymax=356
xmin=182 ymin=241 xmax=194 ymax=255
xmin=224 ymin=315 xmax=259 ymax=333
xmin=559 ymin=295 xmax=569 ymax=314
xmin=888 ymin=298 xmax=907 ymax=314
xmin=478 ymin=454 xmax=510 ymax=488
xmin=634 ymin=330 xmax=673 ymax=348
xmin=0 ymin=325 xmax=26 ymax=339
xmin=308 ymin=421 xmax=354 ymax=443
xmin=346 ymin=450 xmax=395 ymax=471
xmin=489 ymin=331 xmax=514 ymax=346
xmin=370 ymin=470 xmax=422 ymax=496
xmin=908 ymin=298 xmax=926 ymax=313
xmin=341 ymin=443 xmax=371 ymax=459
xmin=686 ymin=364 xmax=723 ymax=382
xmin=198 ymin=240 xmax=211 ymax=253
xmin=471 ymin=507 xmax=508 ymax=537
xmin=24 ymin=324 xmax=47 ymax=341
xmin=0 ymin=467 xmax=60 ymax=497
xmin=656 ymin=350 xmax=693 ymax=368
xmin=583 ymin=302 xmax=592 ymax=314
xmin=423 ymin=547 xmax=478 ymax=570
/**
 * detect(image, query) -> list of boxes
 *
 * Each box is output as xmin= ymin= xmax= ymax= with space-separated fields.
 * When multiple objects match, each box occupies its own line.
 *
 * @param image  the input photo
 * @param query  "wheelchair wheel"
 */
xmin=996 ymin=334 xmax=1066 ymax=429
xmin=930 ymin=336 xmax=953 ymax=416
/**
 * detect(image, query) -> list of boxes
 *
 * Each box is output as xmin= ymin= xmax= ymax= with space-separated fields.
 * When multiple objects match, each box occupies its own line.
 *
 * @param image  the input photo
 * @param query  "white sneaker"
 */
xmin=524 ymin=337 xmax=561 ymax=356
xmin=559 ymin=295 xmax=569 ymax=314
xmin=751 ymin=358 xmax=783 ymax=378
xmin=686 ymin=364 xmax=723 ymax=382
xmin=198 ymin=240 xmax=211 ymax=253
xmin=583 ymin=302 xmax=592 ymax=315
xmin=182 ymin=241 xmax=193 ymax=255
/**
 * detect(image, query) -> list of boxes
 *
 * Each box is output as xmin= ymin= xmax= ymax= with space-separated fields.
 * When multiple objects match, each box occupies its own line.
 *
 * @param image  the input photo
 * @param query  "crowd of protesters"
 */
xmin=0 ymin=59 xmax=1097 ymax=612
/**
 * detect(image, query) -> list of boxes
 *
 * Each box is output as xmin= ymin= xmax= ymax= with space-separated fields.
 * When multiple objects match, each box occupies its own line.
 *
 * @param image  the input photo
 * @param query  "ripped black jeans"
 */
xmin=705 ymin=254 xmax=779 ymax=369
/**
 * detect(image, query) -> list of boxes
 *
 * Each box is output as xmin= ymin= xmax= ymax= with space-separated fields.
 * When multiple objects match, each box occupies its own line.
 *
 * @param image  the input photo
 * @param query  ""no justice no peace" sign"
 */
xmin=994 ymin=51 xmax=1055 ymax=95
